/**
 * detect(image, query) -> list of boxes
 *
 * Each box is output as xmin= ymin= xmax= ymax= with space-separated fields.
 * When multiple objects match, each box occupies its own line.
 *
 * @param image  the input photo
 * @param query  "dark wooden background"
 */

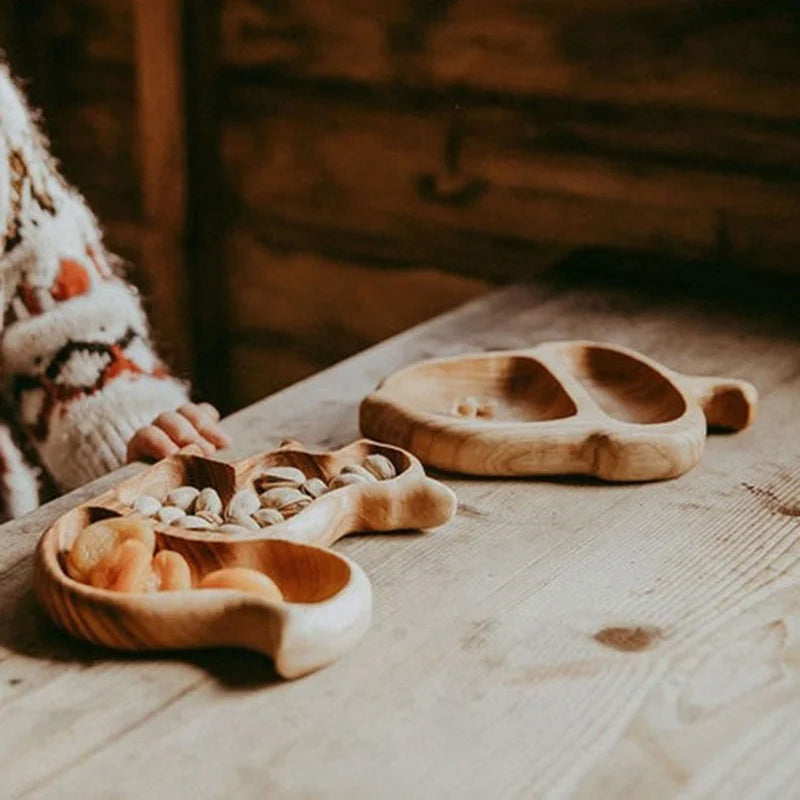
xmin=2 ymin=0 xmax=798 ymax=413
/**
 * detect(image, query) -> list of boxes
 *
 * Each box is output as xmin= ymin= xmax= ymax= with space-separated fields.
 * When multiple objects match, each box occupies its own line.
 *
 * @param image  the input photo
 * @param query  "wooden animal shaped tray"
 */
xmin=34 ymin=439 xmax=456 ymax=679
xmin=360 ymin=341 xmax=757 ymax=481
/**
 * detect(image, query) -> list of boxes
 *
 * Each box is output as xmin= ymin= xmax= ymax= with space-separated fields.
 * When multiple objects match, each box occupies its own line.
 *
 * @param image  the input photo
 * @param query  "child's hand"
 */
xmin=126 ymin=403 xmax=231 ymax=463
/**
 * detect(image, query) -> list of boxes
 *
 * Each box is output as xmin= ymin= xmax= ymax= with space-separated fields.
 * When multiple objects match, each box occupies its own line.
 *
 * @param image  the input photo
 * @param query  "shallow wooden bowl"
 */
xmin=33 ymin=440 xmax=456 ymax=678
xmin=360 ymin=340 xmax=758 ymax=481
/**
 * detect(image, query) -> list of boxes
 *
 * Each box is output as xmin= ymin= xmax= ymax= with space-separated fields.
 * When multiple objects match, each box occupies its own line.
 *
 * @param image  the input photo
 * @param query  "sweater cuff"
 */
xmin=37 ymin=373 xmax=189 ymax=491
xmin=1 ymin=280 xmax=191 ymax=491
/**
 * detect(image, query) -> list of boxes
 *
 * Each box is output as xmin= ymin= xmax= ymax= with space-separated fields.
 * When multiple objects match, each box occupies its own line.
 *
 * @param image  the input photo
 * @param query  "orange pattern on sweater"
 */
xmin=50 ymin=259 xmax=91 ymax=301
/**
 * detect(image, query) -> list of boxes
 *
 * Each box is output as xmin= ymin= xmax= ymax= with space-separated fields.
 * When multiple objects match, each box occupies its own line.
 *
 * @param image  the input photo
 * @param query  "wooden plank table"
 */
xmin=2 ymin=278 xmax=800 ymax=799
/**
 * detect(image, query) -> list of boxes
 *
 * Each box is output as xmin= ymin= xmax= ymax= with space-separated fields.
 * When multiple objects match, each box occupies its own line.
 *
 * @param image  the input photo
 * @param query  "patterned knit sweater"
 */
xmin=0 ymin=63 xmax=189 ymax=520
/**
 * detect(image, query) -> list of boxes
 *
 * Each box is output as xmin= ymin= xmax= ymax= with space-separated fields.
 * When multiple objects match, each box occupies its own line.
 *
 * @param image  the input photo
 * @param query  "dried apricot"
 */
xmin=67 ymin=515 xmax=156 ymax=581
xmin=198 ymin=567 xmax=283 ymax=602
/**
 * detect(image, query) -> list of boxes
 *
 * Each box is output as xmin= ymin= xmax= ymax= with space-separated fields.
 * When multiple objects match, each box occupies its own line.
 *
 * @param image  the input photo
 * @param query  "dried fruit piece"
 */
xmin=165 ymin=486 xmax=200 ymax=512
xmin=88 ymin=538 xmax=157 ymax=593
xmin=67 ymin=515 xmax=156 ymax=582
xmin=362 ymin=454 xmax=397 ymax=481
xmin=152 ymin=550 xmax=192 ymax=590
xmin=476 ymin=400 xmax=497 ymax=419
xmin=454 ymin=397 xmax=478 ymax=417
xmin=198 ymin=567 xmax=283 ymax=602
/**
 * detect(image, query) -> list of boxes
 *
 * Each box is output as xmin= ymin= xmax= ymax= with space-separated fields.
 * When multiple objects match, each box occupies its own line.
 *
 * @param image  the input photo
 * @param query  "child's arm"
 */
xmin=0 ymin=61 xmax=227 ymax=493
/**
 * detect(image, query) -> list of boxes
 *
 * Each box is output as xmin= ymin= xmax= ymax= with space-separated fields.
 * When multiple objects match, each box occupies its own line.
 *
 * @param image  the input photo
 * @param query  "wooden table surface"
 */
xmin=3 ymin=278 xmax=800 ymax=799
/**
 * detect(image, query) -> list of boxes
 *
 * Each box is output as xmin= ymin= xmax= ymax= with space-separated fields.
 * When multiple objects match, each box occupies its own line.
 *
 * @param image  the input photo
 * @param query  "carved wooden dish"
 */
xmin=360 ymin=341 xmax=758 ymax=481
xmin=34 ymin=440 xmax=456 ymax=679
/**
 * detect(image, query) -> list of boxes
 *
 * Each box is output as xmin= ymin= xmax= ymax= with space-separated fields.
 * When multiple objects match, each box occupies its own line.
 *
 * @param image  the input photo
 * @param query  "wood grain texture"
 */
xmin=132 ymin=0 xmax=193 ymax=376
xmin=2 ymin=277 xmax=800 ymax=797
xmin=226 ymin=232 xmax=488 ymax=341
xmin=33 ymin=440 xmax=454 ymax=679
xmin=6 ymin=0 xmax=799 ymax=410
xmin=0 ymin=0 xmax=138 ymax=220
xmin=224 ymin=233 xmax=489 ymax=403
xmin=223 ymin=87 xmax=800 ymax=278
xmin=228 ymin=341 xmax=327 ymax=407
xmin=0 ymin=0 xmax=191 ymax=374
xmin=221 ymin=0 xmax=800 ymax=118
xmin=37 ymin=506 xmax=372 ymax=680
xmin=361 ymin=340 xmax=757 ymax=480
xmin=183 ymin=0 xmax=232 ymax=406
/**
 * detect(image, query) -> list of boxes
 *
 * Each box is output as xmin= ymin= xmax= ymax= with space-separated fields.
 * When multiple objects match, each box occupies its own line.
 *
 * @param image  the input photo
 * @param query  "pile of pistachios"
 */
xmin=130 ymin=453 xmax=398 ymax=535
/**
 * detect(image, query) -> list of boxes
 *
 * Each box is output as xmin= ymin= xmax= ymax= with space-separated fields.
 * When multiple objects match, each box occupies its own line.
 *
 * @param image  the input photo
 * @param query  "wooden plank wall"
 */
xmin=1 ymin=1 xmax=137 ymax=254
xmin=0 ymin=1 xmax=196 ymax=377
xmin=2 ymin=0 xmax=799 ymax=411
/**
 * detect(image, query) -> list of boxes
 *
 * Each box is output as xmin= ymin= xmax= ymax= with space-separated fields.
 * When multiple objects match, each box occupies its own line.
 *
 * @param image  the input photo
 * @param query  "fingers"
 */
xmin=126 ymin=403 xmax=230 ymax=464
xmin=151 ymin=411 xmax=213 ymax=457
xmin=178 ymin=403 xmax=230 ymax=448
xmin=196 ymin=402 xmax=220 ymax=422
xmin=154 ymin=411 xmax=201 ymax=445
xmin=126 ymin=426 xmax=180 ymax=463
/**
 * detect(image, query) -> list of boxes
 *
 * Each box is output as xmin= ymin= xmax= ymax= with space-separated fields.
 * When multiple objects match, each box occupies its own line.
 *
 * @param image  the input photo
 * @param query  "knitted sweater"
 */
xmin=0 ymin=63 xmax=189 ymax=520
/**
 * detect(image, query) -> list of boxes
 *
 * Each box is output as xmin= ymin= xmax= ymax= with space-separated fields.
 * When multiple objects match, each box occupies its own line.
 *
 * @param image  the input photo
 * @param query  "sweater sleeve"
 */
xmin=0 ymin=62 xmax=189 ymax=491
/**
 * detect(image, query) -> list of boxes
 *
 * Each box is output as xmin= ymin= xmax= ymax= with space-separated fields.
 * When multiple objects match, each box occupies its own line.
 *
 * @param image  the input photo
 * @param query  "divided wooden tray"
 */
xmin=34 ymin=439 xmax=456 ymax=679
xmin=360 ymin=340 xmax=757 ymax=481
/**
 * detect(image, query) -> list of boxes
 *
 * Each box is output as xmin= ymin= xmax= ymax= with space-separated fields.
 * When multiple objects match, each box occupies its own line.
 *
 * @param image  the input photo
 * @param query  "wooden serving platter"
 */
xmin=360 ymin=340 xmax=758 ymax=481
xmin=34 ymin=439 xmax=456 ymax=679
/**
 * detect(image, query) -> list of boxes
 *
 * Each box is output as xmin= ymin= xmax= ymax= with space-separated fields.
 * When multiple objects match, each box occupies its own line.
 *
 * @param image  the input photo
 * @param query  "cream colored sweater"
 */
xmin=0 ymin=62 xmax=188 ymax=519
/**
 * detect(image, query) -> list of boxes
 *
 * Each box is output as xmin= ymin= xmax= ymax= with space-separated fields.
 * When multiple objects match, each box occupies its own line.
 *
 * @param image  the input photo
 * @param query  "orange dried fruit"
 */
xmin=88 ymin=539 xmax=157 ymax=593
xmin=152 ymin=550 xmax=193 ymax=591
xmin=198 ymin=567 xmax=283 ymax=602
xmin=67 ymin=515 xmax=156 ymax=582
